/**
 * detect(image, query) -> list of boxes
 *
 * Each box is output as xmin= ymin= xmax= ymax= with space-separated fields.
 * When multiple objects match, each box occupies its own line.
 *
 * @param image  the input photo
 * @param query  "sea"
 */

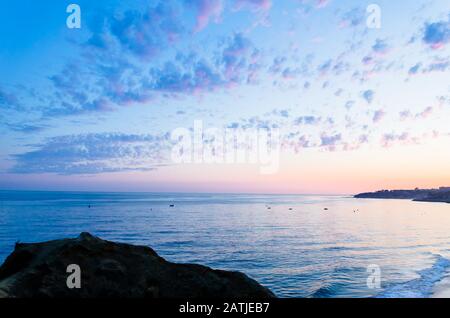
xmin=1 ymin=190 xmax=450 ymax=298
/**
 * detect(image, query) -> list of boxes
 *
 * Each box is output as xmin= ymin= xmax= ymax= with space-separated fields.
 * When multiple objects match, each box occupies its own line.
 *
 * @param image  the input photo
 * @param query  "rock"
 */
xmin=0 ymin=233 xmax=275 ymax=298
xmin=413 ymin=191 xmax=450 ymax=204
xmin=355 ymin=187 xmax=450 ymax=203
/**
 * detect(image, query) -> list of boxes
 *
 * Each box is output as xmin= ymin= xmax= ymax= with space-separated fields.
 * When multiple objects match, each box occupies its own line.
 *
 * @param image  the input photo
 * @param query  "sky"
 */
xmin=0 ymin=0 xmax=449 ymax=194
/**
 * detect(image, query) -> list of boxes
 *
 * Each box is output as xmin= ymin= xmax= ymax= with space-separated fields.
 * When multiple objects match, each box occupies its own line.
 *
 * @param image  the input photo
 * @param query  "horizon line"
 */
xmin=0 ymin=188 xmax=353 ymax=197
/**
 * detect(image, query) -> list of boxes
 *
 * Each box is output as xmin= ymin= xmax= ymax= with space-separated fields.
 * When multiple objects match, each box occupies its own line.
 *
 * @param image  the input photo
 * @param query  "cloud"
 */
xmin=339 ymin=8 xmax=365 ymax=28
xmin=381 ymin=132 xmax=418 ymax=148
xmin=345 ymin=100 xmax=355 ymax=109
xmin=423 ymin=17 xmax=450 ymax=49
xmin=295 ymin=0 xmax=331 ymax=15
xmin=5 ymin=123 xmax=50 ymax=134
xmin=281 ymin=67 xmax=303 ymax=80
xmin=42 ymin=28 xmax=261 ymax=118
xmin=222 ymin=33 xmax=255 ymax=80
xmin=362 ymin=56 xmax=374 ymax=65
xmin=320 ymin=133 xmax=342 ymax=151
xmin=424 ymin=58 xmax=450 ymax=73
xmin=185 ymin=0 xmax=223 ymax=32
xmin=44 ymin=61 xmax=124 ymax=116
xmin=315 ymin=0 xmax=330 ymax=9
xmin=317 ymin=59 xmax=332 ymax=74
xmin=148 ymin=33 xmax=260 ymax=95
xmin=408 ymin=63 xmax=422 ymax=75
xmin=43 ymin=98 xmax=114 ymax=117
xmin=293 ymin=116 xmax=321 ymax=126
xmin=219 ymin=112 xmax=355 ymax=154
xmin=234 ymin=0 xmax=272 ymax=12
xmin=11 ymin=133 xmax=172 ymax=175
xmin=271 ymin=109 xmax=290 ymax=118
xmin=372 ymin=39 xmax=390 ymax=55
xmin=362 ymin=90 xmax=375 ymax=104
xmin=0 ymin=87 xmax=20 ymax=110
xmin=416 ymin=106 xmax=433 ymax=119
xmin=399 ymin=106 xmax=434 ymax=121
xmin=269 ymin=56 xmax=287 ymax=74
xmin=86 ymin=2 xmax=184 ymax=60
xmin=399 ymin=110 xmax=412 ymax=121
xmin=372 ymin=109 xmax=386 ymax=123
xmin=149 ymin=58 xmax=223 ymax=94
xmin=358 ymin=134 xmax=369 ymax=144
xmin=287 ymin=135 xmax=314 ymax=152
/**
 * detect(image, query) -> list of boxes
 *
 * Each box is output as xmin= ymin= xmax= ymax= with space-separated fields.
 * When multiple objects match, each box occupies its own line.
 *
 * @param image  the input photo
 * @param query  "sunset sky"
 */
xmin=0 ymin=0 xmax=449 ymax=194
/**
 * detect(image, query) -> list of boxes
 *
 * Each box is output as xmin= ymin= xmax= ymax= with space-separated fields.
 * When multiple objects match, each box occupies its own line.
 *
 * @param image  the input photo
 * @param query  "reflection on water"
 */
xmin=1 ymin=191 xmax=450 ymax=298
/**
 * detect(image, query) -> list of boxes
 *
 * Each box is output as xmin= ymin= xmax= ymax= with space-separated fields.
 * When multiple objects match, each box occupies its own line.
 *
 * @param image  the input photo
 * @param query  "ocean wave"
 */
xmin=376 ymin=255 xmax=450 ymax=298
xmin=311 ymin=283 xmax=338 ymax=298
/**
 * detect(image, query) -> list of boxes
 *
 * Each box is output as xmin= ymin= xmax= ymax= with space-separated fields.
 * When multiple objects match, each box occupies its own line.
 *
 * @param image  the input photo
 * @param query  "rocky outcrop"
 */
xmin=0 ymin=233 xmax=275 ymax=298
xmin=415 ymin=191 xmax=450 ymax=203
xmin=355 ymin=187 xmax=450 ymax=203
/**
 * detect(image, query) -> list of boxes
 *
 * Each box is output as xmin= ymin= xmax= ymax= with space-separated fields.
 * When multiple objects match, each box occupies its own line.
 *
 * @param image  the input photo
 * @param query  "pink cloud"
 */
xmin=234 ymin=0 xmax=272 ymax=12
xmin=373 ymin=110 xmax=386 ymax=123
xmin=399 ymin=110 xmax=412 ymax=121
xmin=381 ymin=132 xmax=419 ymax=148
xmin=416 ymin=106 xmax=434 ymax=119
xmin=187 ymin=0 xmax=224 ymax=32
xmin=315 ymin=0 xmax=330 ymax=9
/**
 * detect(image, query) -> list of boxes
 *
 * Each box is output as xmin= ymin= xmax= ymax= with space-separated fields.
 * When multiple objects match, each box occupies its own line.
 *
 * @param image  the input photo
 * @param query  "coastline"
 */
xmin=354 ymin=187 xmax=450 ymax=204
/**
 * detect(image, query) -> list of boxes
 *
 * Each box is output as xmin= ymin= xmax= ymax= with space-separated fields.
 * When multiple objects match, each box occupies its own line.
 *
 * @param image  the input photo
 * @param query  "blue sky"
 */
xmin=0 ymin=0 xmax=449 ymax=193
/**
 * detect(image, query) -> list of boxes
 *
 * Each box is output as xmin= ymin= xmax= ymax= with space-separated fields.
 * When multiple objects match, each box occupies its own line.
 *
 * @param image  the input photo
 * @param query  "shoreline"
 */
xmin=354 ymin=187 xmax=450 ymax=204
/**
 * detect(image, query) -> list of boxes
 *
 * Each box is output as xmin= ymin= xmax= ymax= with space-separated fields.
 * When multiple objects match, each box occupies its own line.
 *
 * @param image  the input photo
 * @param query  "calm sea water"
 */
xmin=1 ymin=190 xmax=450 ymax=298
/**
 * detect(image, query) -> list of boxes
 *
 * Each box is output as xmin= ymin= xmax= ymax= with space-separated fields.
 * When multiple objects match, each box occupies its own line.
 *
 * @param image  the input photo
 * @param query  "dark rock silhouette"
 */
xmin=0 ymin=233 xmax=275 ymax=298
xmin=415 ymin=190 xmax=450 ymax=203
xmin=355 ymin=187 xmax=450 ymax=203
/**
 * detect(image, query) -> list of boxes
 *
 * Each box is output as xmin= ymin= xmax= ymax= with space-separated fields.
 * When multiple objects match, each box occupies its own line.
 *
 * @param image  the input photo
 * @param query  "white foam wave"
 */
xmin=377 ymin=255 xmax=450 ymax=298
